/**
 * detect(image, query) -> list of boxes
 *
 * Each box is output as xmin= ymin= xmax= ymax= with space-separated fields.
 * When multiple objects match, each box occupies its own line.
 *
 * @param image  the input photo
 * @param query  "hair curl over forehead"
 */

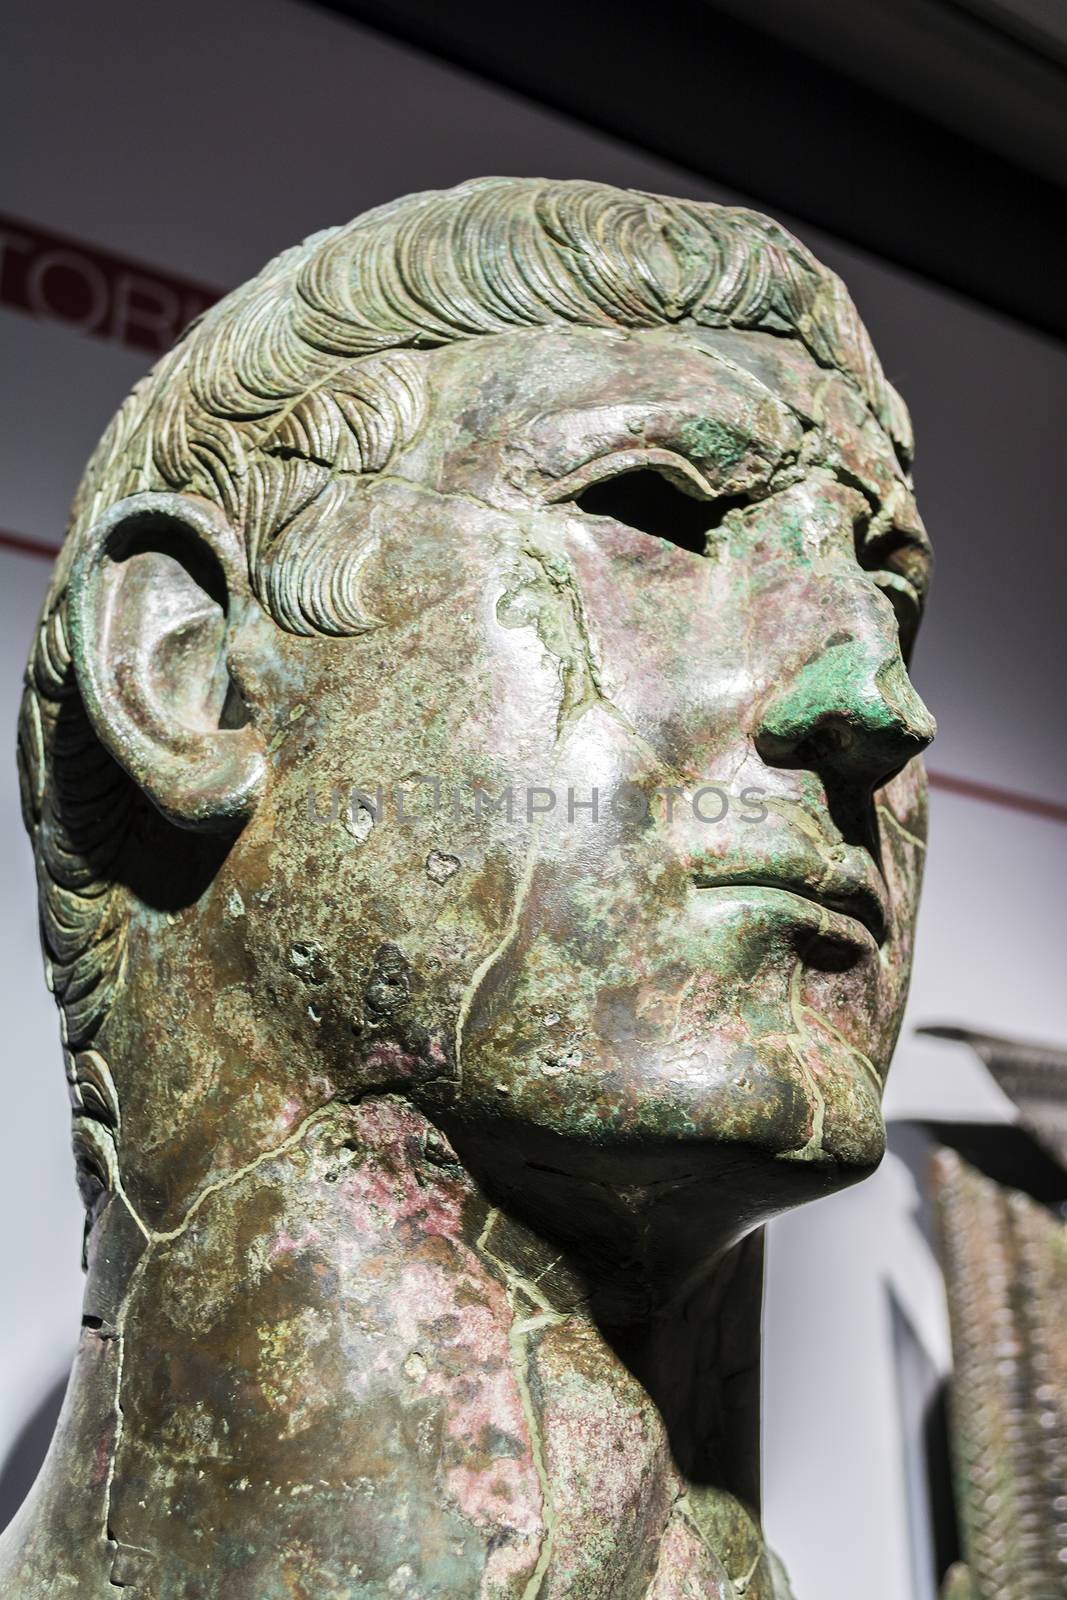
xmin=17 ymin=177 xmax=911 ymax=1212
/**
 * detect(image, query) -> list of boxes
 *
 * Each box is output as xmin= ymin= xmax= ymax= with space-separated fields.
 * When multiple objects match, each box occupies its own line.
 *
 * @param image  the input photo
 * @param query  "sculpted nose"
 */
xmin=756 ymin=637 xmax=936 ymax=792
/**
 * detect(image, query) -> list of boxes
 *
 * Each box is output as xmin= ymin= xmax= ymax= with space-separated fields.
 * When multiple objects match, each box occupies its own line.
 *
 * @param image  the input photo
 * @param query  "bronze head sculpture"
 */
xmin=5 ymin=178 xmax=933 ymax=1597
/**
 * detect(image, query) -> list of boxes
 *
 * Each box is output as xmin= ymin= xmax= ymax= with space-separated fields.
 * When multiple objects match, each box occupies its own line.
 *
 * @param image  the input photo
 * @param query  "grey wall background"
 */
xmin=1 ymin=3 xmax=1063 ymax=1596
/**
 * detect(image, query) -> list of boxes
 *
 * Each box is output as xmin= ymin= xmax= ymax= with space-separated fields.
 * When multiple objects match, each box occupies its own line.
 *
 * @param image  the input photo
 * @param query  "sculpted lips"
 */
xmin=691 ymin=860 xmax=889 ymax=946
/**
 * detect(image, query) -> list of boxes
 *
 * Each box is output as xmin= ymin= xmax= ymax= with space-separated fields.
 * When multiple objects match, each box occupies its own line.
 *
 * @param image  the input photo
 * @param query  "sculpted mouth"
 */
xmin=691 ymin=870 xmax=888 ymax=946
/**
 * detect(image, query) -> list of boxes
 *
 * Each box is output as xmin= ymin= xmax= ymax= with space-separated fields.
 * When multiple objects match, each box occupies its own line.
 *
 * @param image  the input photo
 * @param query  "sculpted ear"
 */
xmin=68 ymin=492 xmax=267 ymax=830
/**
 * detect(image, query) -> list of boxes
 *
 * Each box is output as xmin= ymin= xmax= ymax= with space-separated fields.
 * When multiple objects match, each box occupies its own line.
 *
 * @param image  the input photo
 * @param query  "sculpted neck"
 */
xmin=3 ymin=1095 xmax=789 ymax=1598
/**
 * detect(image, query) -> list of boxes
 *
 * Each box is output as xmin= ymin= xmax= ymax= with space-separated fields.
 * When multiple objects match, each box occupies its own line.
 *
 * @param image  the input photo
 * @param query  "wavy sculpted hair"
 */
xmin=16 ymin=177 xmax=910 ymax=1212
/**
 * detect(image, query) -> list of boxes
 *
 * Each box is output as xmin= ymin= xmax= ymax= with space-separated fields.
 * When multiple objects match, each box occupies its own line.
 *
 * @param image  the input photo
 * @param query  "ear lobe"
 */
xmin=67 ymin=491 xmax=266 ymax=830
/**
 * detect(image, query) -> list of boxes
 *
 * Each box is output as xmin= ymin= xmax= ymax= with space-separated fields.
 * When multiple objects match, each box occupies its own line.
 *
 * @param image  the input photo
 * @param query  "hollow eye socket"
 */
xmin=874 ymin=570 xmax=921 ymax=664
xmin=572 ymin=467 xmax=735 ymax=557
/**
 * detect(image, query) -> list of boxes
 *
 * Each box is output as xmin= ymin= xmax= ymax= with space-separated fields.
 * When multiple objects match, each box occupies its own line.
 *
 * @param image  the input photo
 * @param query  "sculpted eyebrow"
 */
xmin=522 ymin=391 xmax=795 ymax=473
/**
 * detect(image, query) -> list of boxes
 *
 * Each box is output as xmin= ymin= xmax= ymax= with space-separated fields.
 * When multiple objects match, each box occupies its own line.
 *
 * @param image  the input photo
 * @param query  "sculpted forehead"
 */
xmin=394 ymin=324 xmax=919 ymax=530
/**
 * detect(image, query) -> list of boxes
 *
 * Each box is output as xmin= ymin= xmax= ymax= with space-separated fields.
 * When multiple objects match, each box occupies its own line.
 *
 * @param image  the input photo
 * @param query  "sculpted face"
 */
xmin=11 ymin=186 xmax=936 ymax=1599
xmin=143 ymin=322 xmax=933 ymax=1235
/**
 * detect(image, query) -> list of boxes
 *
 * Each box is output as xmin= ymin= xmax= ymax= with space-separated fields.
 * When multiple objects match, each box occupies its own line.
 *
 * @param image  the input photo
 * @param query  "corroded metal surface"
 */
xmin=6 ymin=179 xmax=933 ymax=1595
xmin=934 ymin=1150 xmax=1067 ymax=1600
xmin=930 ymin=1027 xmax=1067 ymax=1600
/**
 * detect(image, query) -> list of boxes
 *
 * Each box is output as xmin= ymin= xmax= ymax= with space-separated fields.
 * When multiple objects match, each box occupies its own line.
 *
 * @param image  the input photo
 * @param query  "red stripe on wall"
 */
xmin=0 ymin=212 xmax=221 ymax=357
xmin=0 ymin=528 xmax=62 ymax=561
xmin=2 ymin=526 xmax=1063 ymax=829
xmin=926 ymin=769 xmax=1067 ymax=826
